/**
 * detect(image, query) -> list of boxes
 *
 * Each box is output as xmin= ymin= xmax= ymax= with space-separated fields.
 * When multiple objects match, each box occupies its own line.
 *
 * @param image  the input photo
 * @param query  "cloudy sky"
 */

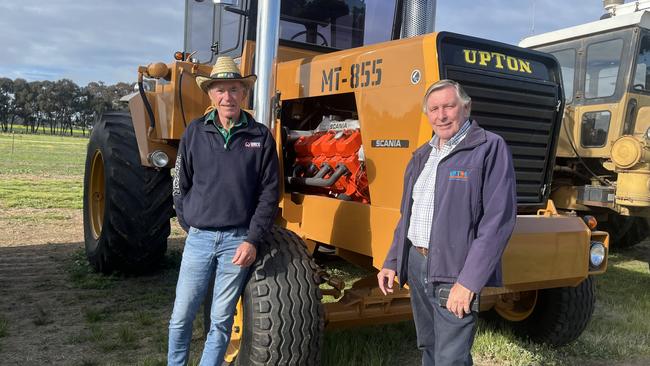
xmin=0 ymin=0 xmax=607 ymax=86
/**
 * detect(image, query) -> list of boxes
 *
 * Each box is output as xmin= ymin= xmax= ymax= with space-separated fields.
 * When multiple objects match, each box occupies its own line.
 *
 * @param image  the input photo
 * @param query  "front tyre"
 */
xmin=83 ymin=112 xmax=172 ymax=273
xmin=495 ymin=277 xmax=596 ymax=346
xmin=231 ymin=226 xmax=324 ymax=365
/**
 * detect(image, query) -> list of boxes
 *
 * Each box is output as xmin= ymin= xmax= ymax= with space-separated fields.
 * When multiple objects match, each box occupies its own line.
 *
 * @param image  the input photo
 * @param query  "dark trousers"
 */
xmin=407 ymin=245 xmax=477 ymax=366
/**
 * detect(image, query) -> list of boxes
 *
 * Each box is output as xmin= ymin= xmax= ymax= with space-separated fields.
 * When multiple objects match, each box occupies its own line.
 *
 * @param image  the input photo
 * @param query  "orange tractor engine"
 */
xmin=287 ymin=118 xmax=370 ymax=203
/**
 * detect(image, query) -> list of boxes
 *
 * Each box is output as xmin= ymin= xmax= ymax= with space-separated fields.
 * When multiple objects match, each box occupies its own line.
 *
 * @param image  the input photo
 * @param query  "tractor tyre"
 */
xmin=519 ymin=276 xmax=596 ymax=346
xmin=233 ymin=226 xmax=324 ymax=366
xmin=83 ymin=112 xmax=172 ymax=274
xmin=601 ymin=214 xmax=650 ymax=248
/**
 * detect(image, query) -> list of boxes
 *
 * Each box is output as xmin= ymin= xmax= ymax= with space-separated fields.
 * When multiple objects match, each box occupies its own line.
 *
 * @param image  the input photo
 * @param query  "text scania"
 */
xmin=371 ymin=139 xmax=409 ymax=148
xmin=462 ymin=49 xmax=532 ymax=74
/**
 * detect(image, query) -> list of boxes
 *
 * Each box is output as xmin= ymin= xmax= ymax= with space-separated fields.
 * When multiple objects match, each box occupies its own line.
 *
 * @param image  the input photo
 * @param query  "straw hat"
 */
xmin=195 ymin=56 xmax=257 ymax=93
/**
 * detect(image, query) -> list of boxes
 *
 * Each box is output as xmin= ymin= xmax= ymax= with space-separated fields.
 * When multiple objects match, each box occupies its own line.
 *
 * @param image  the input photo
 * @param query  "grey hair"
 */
xmin=421 ymin=79 xmax=471 ymax=113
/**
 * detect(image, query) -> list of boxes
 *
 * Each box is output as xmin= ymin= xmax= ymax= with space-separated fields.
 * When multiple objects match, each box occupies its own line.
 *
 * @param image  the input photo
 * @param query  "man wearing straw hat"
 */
xmin=168 ymin=56 xmax=279 ymax=365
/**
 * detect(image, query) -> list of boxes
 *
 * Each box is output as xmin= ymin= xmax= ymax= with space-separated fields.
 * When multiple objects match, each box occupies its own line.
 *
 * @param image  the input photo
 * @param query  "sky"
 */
xmin=0 ymin=0 xmax=608 ymax=86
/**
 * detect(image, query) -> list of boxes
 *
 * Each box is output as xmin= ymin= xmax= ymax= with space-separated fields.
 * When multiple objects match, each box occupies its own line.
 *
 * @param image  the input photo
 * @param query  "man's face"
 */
xmin=207 ymin=80 xmax=246 ymax=121
xmin=424 ymin=86 xmax=470 ymax=144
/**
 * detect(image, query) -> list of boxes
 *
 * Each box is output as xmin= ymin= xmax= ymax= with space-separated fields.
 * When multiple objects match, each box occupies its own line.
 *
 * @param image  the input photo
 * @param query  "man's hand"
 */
xmin=377 ymin=268 xmax=397 ymax=295
xmin=446 ymin=282 xmax=475 ymax=318
xmin=232 ymin=241 xmax=257 ymax=267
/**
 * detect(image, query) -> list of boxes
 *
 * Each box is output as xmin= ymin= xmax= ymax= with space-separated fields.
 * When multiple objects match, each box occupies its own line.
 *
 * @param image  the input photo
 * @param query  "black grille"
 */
xmin=444 ymin=67 xmax=560 ymax=205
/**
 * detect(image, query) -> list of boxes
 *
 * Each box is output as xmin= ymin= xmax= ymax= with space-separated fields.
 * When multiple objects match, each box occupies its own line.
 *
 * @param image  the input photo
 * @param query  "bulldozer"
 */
xmin=520 ymin=0 xmax=650 ymax=247
xmin=83 ymin=0 xmax=610 ymax=363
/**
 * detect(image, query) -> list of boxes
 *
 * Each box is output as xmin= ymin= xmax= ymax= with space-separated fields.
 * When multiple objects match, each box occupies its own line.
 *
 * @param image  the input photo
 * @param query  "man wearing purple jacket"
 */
xmin=377 ymin=79 xmax=517 ymax=365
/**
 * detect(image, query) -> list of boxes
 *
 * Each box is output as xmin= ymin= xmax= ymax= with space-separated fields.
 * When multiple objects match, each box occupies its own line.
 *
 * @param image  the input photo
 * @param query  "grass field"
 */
xmin=3 ymin=124 xmax=91 ymax=138
xmin=1 ymin=133 xmax=649 ymax=365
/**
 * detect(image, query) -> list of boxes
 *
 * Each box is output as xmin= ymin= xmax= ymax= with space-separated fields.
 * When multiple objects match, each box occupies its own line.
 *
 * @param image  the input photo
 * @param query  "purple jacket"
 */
xmin=383 ymin=121 xmax=517 ymax=294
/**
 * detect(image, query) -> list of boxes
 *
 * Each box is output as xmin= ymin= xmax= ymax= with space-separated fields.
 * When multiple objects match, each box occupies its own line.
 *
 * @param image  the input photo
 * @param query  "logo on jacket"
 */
xmin=449 ymin=170 xmax=469 ymax=181
xmin=244 ymin=141 xmax=261 ymax=148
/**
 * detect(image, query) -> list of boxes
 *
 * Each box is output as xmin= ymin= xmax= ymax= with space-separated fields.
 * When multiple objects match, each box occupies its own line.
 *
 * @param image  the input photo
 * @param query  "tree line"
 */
xmin=0 ymin=78 xmax=135 ymax=137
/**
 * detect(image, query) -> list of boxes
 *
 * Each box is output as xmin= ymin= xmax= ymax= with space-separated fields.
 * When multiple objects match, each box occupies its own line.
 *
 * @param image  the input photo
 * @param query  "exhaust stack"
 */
xmin=400 ymin=0 xmax=437 ymax=38
xmin=253 ymin=0 xmax=281 ymax=130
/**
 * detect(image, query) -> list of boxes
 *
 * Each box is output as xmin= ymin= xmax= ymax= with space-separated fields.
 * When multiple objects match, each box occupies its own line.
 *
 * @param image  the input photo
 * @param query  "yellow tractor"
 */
xmin=83 ymin=0 xmax=609 ymax=363
xmin=520 ymin=0 xmax=650 ymax=247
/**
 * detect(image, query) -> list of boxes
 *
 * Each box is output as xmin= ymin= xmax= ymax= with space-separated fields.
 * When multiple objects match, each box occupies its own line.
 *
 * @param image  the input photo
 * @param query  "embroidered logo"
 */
xmin=245 ymin=141 xmax=262 ymax=148
xmin=449 ymin=170 xmax=469 ymax=181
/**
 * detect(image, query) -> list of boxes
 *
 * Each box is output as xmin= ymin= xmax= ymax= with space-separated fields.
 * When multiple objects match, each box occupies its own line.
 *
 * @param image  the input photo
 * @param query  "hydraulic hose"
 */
xmin=178 ymin=68 xmax=187 ymax=127
xmin=138 ymin=73 xmax=156 ymax=135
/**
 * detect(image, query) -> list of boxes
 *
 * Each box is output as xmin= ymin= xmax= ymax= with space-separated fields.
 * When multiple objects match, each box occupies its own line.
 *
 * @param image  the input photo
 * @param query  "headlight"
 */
xmin=646 ymin=126 xmax=650 ymax=140
xmin=149 ymin=150 xmax=169 ymax=168
xmin=590 ymin=241 xmax=606 ymax=268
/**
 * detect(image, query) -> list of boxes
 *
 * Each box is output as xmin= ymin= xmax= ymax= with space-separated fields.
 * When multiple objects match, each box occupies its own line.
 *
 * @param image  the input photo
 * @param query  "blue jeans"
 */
xmin=408 ymin=245 xmax=477 ymax=366
xmin=168 ymin=227 xmax=250 ymax=366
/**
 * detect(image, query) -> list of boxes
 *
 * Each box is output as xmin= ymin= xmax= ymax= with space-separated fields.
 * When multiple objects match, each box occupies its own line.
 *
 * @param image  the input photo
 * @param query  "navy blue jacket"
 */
xmin=172 ymin=111 xmax=279 ymax=247
xmin=383 ymin=121 xmax=517 ymax=293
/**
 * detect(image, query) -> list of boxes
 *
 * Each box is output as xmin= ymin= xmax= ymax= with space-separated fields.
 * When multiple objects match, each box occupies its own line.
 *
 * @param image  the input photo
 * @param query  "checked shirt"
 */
xmin=407 ymin=120 xmax=471 ymax=249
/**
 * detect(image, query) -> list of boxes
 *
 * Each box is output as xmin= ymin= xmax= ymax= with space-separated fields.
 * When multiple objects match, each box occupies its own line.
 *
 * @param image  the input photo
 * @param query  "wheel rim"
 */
xmin=89 ymin=150 xmax=105 ymax=240
xmin=494 ymin=290 xmax=538 ymax=322
xmin=224 ymin=298 xmax=243 ymax=363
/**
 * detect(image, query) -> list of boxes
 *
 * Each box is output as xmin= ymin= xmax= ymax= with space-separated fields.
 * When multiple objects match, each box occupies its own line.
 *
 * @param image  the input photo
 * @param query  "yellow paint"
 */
xmin=616 ymin=167 xmax=650 ymax=207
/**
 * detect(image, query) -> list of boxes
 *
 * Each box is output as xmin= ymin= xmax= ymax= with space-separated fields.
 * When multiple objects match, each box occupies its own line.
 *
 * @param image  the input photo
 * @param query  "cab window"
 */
xmin=581 ymin=111 xmax=611 ymax=147
xmin=550 ymin=48 xmax=576 ymax=103
xmin=185 ymin=0 xmax=216 ymax=63
xmin=279 ymin=0 xmax=396 ymax=49
xmin=184 ymin=0 xmax=246 ymax=64
xmin=585 ymin=39 xmax=624 ymax=99
xmin=633 ymin=36 xmax=650 ymax=92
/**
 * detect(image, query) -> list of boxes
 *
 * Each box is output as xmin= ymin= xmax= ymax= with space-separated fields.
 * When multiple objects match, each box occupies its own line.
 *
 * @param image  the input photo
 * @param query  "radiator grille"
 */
xmin=444 ymin=67 xmax=561 ymax=205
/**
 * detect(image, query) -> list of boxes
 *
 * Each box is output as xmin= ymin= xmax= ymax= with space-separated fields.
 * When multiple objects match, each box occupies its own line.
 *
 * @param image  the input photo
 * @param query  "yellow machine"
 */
xmin=520 ymin=0 xmax=650 ymax=247
xmin=83 ymin=1 xmax=609 ymax=363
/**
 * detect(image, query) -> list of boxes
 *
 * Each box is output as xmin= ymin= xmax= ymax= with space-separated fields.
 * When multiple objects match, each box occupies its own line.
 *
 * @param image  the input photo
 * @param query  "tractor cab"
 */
xmin=521 ymin=8 xmax=650 ymax=245
xmin=184 ymin=0 xmax=399 ymax=65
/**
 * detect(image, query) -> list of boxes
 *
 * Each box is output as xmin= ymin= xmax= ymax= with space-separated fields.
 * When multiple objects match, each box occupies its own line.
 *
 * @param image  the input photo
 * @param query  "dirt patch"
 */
xmin=0 ymin=208 xmax=84 ymax=247
xmin=0 ymin=209 xmax=189 ymax=365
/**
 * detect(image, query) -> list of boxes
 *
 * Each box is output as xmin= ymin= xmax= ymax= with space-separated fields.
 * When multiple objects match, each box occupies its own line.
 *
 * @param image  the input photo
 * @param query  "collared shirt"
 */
xmin=204 ymin=109 xmax=248 ymax=149
xmin=407 ymin=120 xmax=472 ymax=249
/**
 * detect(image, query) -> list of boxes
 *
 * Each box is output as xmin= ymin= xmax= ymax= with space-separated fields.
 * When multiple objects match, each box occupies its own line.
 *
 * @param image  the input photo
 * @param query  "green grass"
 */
xmin=134 ymin=311 xmax=156 ymax=326
xmin=0 ymin=177 xmax=82 ymax=209
xmin=117 ymin=324 xmax=138 ymax=348
xmin=2 ymin=209 xmax=71 ymax=223
xmin=67 ymin=249 xmax=119 ymax=290
xmin=0 ymin=132 xmax=87 ymax=176
xmin=321 ymin=250 xmax=650 ymax=365
xmin=84 ymin=307 xmax=108 ymax=323
xmin=324 ymin=322 xmax=418 ymax=366
xmin=0 ymin=133 xmax=85 ymax=210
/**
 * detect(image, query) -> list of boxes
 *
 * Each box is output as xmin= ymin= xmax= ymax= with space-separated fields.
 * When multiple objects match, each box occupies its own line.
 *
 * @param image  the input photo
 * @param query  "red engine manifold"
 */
xmin=291 ymin=129 xmax=370 ymax=203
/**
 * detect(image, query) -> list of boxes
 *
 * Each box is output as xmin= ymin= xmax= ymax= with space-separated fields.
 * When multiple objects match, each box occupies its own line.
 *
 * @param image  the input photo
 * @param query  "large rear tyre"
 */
xmin=602 ymin=214 xmax=650 ymax=248
xmin=83 ymin=112 xmax=172 ymax=274
xmin=512 ymin=276 xmax=596 ymax=346
xmin=231 ymin=226 xmax=324 ymax=366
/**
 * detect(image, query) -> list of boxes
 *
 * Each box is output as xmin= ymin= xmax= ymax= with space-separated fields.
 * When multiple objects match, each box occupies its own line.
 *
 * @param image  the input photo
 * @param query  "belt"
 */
xmin=414 ymin=246 xmax=429 ymax=257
